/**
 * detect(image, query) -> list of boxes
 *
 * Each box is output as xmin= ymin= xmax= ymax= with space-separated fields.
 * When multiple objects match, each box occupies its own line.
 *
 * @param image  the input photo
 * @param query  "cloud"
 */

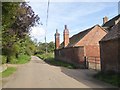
xmin=29 ymin=1 xmax=118 ymax=43
xmin=27 ymin=0 xmax=119 ymax=2
xmin=30 ymin=26 xmax=46 ymax=42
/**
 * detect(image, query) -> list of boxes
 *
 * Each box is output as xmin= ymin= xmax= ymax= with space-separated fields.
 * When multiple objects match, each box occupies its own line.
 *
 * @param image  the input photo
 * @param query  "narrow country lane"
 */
xmin=2 ymin=56 xmax=116 ymax=88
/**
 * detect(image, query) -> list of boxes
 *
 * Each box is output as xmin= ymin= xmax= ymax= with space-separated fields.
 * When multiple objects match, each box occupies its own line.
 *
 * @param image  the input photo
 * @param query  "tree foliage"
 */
xmin=2 ymin=2 xmax=40 ymax=63
xmin=36 ymin=41 xmax=55 ymax=54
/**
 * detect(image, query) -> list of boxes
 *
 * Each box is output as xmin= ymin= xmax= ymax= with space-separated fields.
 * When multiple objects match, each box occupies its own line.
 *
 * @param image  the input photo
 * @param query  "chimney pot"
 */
xmin=55 ymin=29 xmax=60 ymax=49
xmin=103 ymin=16 xmax=108 ymax=24
xmin=63 ymin=25 xmax=69 ymax=47
xmin=65 ymin=25 xmax=67 ymax=29
xmin=56 ymin=29 xmax=58 ymax=33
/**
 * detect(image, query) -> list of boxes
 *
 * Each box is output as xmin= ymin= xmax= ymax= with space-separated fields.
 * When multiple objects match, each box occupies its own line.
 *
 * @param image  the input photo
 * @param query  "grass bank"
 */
xmin=16 ymin=55 xmax=31 ymax=64
xmin=94 ymin=72 xmax=120 ymax=87
xmin=1 ymin=67 xmax=17 ymax=78
xmin=0 ymin=55 xmax=31 ymax=78
xmin=1 ymin=54 xmax=31 ymax=64
xmin=36 ymin=53 xmax=76 ymax=69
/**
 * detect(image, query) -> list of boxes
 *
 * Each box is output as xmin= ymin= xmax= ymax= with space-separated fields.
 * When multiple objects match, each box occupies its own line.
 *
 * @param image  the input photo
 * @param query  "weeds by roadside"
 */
xmin=1 ymin=55 xmax=31 ymax=78
xmin=36 ymin=53 xmax=77 ymax=69
xmin=16 ymin=55 xmax=31 ymax=64
xmin=94 ymin=71 xmax=120 ymax=87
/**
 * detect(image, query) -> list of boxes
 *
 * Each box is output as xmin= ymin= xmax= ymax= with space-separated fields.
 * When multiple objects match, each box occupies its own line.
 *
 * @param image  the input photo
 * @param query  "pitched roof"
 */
xmin=102 ymin=14 xmax=120 ymax=28
xmin=100 ymin=21 xmax=120 ymax=42
xmin=59 ymin=25 xmax=105 ymax=48
xmin=67 ymin=26 xmax=94 ymax=47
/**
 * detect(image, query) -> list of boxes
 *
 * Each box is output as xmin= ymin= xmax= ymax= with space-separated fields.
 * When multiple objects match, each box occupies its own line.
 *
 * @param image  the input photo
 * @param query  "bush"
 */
xmin=25 ymin=48 xmax=32 ymax=56
xmin=0 ymin=55 xmax=7 ymax=64
xmin=9 ymin=56 xmax=17 ymax=64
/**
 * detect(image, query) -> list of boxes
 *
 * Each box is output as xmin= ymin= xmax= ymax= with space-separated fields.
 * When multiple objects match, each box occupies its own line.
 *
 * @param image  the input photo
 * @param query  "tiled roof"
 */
xmin=67 ymin=26 xmax=93 ymax=47
xmin=60 ymin=25 xmax=105 ymax=48
xmin=102 ymin=14 xmax=120 ymax=28
xmin=100 ymin=21 xmax=120 ymax=42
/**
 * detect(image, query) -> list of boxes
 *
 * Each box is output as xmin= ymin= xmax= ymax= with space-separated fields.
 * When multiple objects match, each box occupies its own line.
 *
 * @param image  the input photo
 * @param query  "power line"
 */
xmin=45 ymin=0 xmax=50 ymax=54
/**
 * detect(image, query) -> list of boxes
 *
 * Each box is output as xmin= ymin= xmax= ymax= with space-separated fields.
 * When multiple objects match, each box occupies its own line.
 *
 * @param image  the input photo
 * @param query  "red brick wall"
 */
xmin=118 ymin=38 xmax=120 ymax=72
xmin=55 ymin=35 xmax=60 ymax=49
xmin=54 ymin=46 xmax=85 ymax=68
xmin=85 ymin=45 xmax=100 ymax=57
xmin=100 ymin=39 xmax=120 ymax=73
xmin=85 ymin=45 xmax=101 ymax=70
xmin=63 ymin=32 xmax=69 ymax=47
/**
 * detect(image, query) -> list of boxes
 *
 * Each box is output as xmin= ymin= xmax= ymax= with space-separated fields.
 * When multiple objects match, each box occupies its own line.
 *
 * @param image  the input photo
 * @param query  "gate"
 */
xmin=86 ymin=56 xmax=101 ymax=70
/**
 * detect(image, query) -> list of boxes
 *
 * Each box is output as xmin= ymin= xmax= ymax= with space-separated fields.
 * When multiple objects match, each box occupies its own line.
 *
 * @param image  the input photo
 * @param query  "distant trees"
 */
xmin=36 ymin=41 xmax=55 ymax=54
xmin=2 ymin=2 xmax=40 ymax=63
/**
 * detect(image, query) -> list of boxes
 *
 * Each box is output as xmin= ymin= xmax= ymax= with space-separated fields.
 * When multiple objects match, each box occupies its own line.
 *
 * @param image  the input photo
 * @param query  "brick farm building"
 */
xmin=54 ymin=25 xmax=107 ymax=69
xmin=100 ymin=14 xmax=120 ymax=73
xmin=54 ymin=14 xmax=120 ymax=71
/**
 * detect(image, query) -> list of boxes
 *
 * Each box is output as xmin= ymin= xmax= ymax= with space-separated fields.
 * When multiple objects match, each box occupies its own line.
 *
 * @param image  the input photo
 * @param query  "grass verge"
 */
xmin=36 ymin=53 xmax=76 ymax=69
xmin=16 ymin=55 xmax=31 ymax=64
xmin=1 ymin=67 xmax=17 ymax=78
xmin=94 ymin=71 xmax=120 ymax=87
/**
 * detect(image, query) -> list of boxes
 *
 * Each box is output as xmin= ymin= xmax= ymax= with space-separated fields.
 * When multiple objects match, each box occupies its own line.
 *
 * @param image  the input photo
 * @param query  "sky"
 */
xmin=28 ymin=0 xmax=119 ymax=43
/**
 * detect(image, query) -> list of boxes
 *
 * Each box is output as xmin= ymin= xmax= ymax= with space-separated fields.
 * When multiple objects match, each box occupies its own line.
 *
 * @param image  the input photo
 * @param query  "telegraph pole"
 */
xmin=45 ymin=0 xmax=50 ymax=54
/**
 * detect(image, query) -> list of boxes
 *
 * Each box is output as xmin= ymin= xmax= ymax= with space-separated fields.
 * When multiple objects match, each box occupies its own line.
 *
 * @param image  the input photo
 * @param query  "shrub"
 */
xmin=9 ymin=56 xmax=17 ymax=64
xmin=0 ymin=55 xmax=7 ymax=64
xmin=25 ymin=48 xmax=32 ymax=56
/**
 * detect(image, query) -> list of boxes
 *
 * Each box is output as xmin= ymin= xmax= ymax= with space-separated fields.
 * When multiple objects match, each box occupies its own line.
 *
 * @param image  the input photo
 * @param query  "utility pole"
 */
xmin=45 ymin=33 xmax=47 ymax=54
xmin=45 ymin=0 xmax=50 ymax=54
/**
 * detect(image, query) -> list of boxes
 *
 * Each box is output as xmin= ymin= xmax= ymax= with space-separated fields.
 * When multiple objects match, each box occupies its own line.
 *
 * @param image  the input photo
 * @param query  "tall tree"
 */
xmin=2 ymin=2 xmax=40 ymax=63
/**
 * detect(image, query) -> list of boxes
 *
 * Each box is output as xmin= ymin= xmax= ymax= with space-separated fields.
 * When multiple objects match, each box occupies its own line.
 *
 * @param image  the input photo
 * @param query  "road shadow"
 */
xmin=60 ymin=67 xmax=117 ymax=88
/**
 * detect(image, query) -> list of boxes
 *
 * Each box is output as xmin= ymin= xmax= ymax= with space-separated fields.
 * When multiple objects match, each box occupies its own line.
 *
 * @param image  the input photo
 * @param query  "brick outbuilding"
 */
xmin=100 ymin=20 xmax=120 ymax=73
xmin=54 ymin=25 xmax=107 ymax=69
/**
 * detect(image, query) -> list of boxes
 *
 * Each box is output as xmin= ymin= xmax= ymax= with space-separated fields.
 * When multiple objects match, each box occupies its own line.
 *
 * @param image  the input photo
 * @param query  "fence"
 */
xmin=86 ymin=56 xmax=101 ymax=71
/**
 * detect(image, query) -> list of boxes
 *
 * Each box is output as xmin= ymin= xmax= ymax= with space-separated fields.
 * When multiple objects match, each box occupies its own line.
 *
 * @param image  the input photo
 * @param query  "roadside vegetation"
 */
xmin=94 ymin=71 xmax=120 ymax=87
xmin=1 ymin=2 xmax=40 ymax=77
xmin=36 ymin=53 xmax=76 ymax=69
xmin=35 ymin=42 xmax=76 ymax=69
xmin=1 ymin=2 xmax=40 ymax=64
xmin=16 ymin=55 xmax=31 ymax=64
xmin=1 ymin=67 xmax=17 ymax=78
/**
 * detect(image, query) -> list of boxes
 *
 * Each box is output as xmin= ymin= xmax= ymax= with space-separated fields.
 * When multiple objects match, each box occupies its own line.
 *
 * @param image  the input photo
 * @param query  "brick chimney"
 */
xmin=63 ymin=25 xmax=69 ymax=47
xmin=55 ymin=29 xmax=60 ymax=49
xmin=103 ymin=16 xmax=108 ymax=24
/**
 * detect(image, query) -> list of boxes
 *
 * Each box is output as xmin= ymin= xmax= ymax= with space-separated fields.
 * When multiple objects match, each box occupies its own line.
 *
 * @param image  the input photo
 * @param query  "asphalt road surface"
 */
xmin=2 ymin=56 xmax=117 ymax=88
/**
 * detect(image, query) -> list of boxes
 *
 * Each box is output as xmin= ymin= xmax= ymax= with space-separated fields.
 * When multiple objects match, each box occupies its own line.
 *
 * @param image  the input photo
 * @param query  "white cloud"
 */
xmin=29 ymin=1 xmax=118 ymax=43
xmin=27 ymin=0 xmax=119 ymax=2
xmin=30 ymin=26 xmax=46 ymax=42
